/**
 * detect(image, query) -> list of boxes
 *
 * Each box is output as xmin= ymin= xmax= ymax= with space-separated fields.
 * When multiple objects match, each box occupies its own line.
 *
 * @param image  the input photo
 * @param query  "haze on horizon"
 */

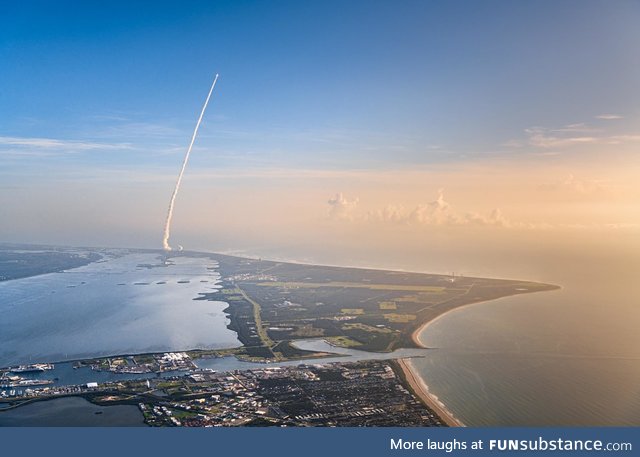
xmin=1 ymin=1 xmax=639 ymax=280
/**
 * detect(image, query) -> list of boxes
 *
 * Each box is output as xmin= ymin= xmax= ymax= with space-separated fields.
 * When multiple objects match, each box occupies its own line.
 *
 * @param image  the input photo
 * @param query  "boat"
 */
xmin=9 ymin=363 xmax=54 ymax=373
xmin=1 ymin=379 xmax=54 ymax=388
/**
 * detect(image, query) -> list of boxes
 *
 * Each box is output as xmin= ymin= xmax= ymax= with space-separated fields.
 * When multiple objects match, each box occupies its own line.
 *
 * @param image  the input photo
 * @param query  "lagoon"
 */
xmin=0 ymin=252 xmax=239 ymax=367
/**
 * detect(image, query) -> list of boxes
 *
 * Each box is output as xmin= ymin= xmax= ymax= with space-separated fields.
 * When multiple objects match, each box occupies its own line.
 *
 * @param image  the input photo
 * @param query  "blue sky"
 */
xmin=1 ymin=1 xmax=639 ymax=254
xmin=2 ymin=1 xmax=639 ymax=172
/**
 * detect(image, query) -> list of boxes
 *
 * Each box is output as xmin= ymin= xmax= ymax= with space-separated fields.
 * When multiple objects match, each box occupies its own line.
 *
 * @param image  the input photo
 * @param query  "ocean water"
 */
xmin=410 ymin=250 xmax=640 ymax=426
xmin=0 ymin=253 xmax=239 ymax=366
xmin=0 ymin=396 xmax=145 ymax=426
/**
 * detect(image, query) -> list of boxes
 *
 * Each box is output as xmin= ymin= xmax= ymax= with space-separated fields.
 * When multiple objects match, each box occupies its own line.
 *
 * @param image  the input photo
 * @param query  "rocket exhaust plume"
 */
xmin=162 ymin=74 xmax=219 ymax=251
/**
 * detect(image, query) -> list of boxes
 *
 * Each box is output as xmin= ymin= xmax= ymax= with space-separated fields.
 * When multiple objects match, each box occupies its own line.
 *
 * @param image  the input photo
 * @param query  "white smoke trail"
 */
xmin=162 ymin=73 xmax=219 ymax=251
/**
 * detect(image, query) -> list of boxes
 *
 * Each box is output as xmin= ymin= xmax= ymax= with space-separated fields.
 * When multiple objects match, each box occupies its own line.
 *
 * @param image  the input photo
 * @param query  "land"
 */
xmin=0 ymin=245 xmax=558 ymax=361
xmin=192 ymin=251 xmax=558 ymax=357
xmin=72 ymin=352 xmax=196 ymax=374
xmin=0 ymin=245 xmax=560 ymax=426
xmin=0 ymin=360 xmax=446 ymax=427
xmin=0 ymin=244 xmax=102 ymax=282
xmin=396 ymin=358 xmax=462 ymax=426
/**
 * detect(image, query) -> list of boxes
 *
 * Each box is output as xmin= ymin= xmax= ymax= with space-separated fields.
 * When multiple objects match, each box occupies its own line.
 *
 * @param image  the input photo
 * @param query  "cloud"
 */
xmin=0 ymin=136 xmax=132 ymax=153
xmin=551 ymin=123 xmax=598 ymax=133
xmin=606 ymin=134 xmax=640 ymax=145
xmin=557 ymin=222 xmax=639 ymax=231
xmin=523 ymin=123 xmax=640 ymax=149
xmin=463 ymin=208 xmax=514 ymax=228
xmin=327 ymin=193 xmax=359 ymax=220
xmin=366 ymin=189 xmax=452 ymax=225
xmin=366 ymin=190 xmax=520 ymax=228
xmin=596 ymin=114 xmax=623 ymax=120
xmin=525 ymin=127 xmax=598 ymax=148
xmin=539 ymin=174 xmax=609 ymax=194
xmin=501 ymin=139 xmax=524 ymax=148
xmin=403 ymin=189 xmax=458 ymax=225
xmin=101 ymin=122 xmax=182 ymax=139
xmin=350 ymin=188 xmax=636 ymax=232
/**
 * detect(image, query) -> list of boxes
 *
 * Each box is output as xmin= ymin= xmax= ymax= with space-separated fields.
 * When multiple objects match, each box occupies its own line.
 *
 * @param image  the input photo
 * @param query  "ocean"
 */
xmin=410 ymin=244 xmax=640 ymax=426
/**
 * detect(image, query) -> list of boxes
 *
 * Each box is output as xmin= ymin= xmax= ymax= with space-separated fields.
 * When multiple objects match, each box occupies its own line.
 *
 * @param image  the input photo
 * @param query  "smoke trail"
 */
xmin=162 ymin=74 xmax=219 ymax=251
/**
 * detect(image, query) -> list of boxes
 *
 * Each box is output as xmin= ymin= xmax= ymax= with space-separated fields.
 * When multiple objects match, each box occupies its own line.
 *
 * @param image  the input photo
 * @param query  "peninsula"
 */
xmin=0 ymin=246 xmax=559 ymax=426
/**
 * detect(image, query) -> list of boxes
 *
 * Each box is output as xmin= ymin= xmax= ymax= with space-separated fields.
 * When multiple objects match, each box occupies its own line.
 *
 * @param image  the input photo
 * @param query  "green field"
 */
xmin=326 ymin=336 xmax=363 ymax=347
xmin=257 ymin=281 xmax=446 ymax=292
xmin=194 ymin=251 xmax=560 ymax=356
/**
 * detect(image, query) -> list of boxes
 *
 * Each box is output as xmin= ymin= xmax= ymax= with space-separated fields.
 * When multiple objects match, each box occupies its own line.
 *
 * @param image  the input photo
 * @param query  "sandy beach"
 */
xmin=399 ymin=297 xmax=519 ymax=427
xmin=409 ymin=297 xmax=502 ymax=349
xmin=397 ymin=358 xmax=464 ymax=427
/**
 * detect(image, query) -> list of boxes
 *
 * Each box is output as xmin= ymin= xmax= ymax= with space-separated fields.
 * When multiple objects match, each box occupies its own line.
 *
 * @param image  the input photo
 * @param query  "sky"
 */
xmin=1 ymin=0 xmax=639 ymax=277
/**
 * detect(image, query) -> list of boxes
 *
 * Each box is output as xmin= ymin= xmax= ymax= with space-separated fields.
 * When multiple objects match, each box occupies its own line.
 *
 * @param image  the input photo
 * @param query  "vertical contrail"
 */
xmin=162 ymin=73 xmax=219 ymax=251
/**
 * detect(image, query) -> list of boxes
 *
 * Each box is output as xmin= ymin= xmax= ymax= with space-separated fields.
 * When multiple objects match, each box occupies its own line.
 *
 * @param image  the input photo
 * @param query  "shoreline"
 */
xmin=410 ymin=297 xmax=501 ymax=349
xmin=409 ymin=287 xmax=559 ymax=349
xmin=404 ymin=289 xmax=560 ymax=427
xmin=2 ymin=246 xmax=560 ymax=427
xmin=397 ymin=358 xmax=464 ymax=427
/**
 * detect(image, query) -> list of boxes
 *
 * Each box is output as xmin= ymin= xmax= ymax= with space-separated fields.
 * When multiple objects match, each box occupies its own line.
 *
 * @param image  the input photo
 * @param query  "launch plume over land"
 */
xmin=162 ymin=74 xmax=219 ymax=251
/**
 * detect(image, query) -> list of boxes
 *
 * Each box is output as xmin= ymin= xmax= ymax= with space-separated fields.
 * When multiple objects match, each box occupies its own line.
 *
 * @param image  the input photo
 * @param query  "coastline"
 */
xmin=410 ymin=299 xmax=492 ymax=349
xmin=402 ymin=292 xmax=555 ymax=427
xmin=397 ymin=358 xmax=464 ymax=427
xmin=408 ymin=287 xmax=559 ymax=350
xmin=2 ymin=246 xmax=561 ymax=427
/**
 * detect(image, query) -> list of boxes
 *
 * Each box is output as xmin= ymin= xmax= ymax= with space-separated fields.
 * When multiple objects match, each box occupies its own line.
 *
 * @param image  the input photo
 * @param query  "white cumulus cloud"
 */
xmin=596 ymin=114 xmax=623 ymax=120
xmin=327 ymin=193 xmax=359 ymax=220
xmin=366 ymin=190 xmax=519 ymax=228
